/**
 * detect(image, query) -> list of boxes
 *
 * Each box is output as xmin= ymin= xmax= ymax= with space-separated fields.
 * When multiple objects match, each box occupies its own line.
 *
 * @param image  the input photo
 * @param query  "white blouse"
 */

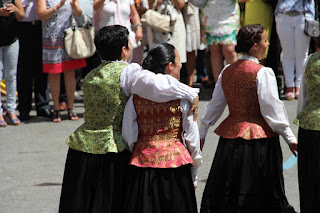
xmin=200 ymin=55 xmax=297 ymax=145
xmin=93 ymin=0 xmax=134 ymax=32
xmin=296 ymin=54 xmax=312 ymax=116
xmin=120 ymin=63 xmax=199 ymax=103
xmin=122 ymin=96 xmax=202 ymax=187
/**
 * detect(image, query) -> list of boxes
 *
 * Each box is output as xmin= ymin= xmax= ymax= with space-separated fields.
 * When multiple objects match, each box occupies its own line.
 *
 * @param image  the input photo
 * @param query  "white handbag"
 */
xmin=64 ymin=15 xmax=96 ymax=59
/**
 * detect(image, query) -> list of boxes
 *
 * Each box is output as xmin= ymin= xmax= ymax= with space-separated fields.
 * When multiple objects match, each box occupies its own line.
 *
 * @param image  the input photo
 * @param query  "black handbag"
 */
xmin=303 ymin=0 xmax=320 ymax=38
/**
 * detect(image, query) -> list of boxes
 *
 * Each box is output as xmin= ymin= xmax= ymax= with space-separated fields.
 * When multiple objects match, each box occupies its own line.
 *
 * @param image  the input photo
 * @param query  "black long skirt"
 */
xmin=59 ymin=148 xmax=131 ymax=213
xmin=200 ymin=137 xmax=296 ymax=213
xmin=298 ymin=127 xmax=320 ymax=213
xmin=123 ymin=165 xmax=198 ymax=213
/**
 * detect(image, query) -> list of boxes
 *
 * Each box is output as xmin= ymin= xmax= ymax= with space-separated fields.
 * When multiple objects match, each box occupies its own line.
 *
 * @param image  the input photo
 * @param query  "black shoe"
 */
xmin=19 ymin=110 xmax=31 ymax=121
xmin=37 ymin=108 xmax=53 ymax=118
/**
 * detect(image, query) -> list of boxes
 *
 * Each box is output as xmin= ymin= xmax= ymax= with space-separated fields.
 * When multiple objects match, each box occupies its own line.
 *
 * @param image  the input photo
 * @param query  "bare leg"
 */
xmin=187 ymin=51 xmax=196 ymax=87
xmin=209 ymin=44 xmax=224 ymax=83
xmin=222 ymin=43 xmax=237 ymax=65
xmin=49 ymin=73 xmax=61 ymax=110
xmin=64 ymin=69 xmax=78 ymax=120
xmin=49 ymin=73 xmax=61 ymax=122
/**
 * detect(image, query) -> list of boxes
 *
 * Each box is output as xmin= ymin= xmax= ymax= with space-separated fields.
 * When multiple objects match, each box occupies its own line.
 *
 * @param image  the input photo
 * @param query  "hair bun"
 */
xmin=235 ymin=44 xmax=243 ymax=53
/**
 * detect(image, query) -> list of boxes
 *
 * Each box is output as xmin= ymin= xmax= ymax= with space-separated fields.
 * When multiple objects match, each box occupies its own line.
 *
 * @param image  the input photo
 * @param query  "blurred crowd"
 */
xmin=0 ymin=0 xmax=319 ymax=126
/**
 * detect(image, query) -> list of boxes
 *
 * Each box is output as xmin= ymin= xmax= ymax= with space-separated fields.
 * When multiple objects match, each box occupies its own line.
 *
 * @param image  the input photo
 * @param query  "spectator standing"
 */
xmin=275 ymin=0 xmax=315 ymax=100
xmin=183 ymin=2 xmax=201 ymax=87
xmin=201 ymin=0 xmax=239 ymax=83
xmin=0 ymin=0 xmax=24 ymax=127
xmin=93 ymin=0 xmax=143 ymax=53
xmin=17 ymin=0 xmax=52 ymax=121
xmin=147 ymin=0 xmax=187 ymax=64
xmin=36 ymin=0 xmax=87 ymax=122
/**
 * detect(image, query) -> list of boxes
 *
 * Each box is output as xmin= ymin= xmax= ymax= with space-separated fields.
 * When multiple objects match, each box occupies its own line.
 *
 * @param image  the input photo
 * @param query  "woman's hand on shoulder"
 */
xmin=188 ymin=96 xmax=199 ymax=121
xmin=289 ymin=142 xmax=298 ymax=157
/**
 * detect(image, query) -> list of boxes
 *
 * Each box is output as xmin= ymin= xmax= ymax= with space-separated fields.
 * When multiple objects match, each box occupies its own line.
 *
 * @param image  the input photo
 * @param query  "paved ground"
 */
xmin=0 ymin=85 xmax=300 ymax=213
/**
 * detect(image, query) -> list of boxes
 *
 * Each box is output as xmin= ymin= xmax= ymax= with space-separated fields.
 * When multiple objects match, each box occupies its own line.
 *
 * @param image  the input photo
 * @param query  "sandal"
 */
xmin=6 ymin=113 xmax=20 ymax=125
xmin=53 ymin=110 xmax=61 ymax=123
xmin=67 ymin=108 xmax=79 ymax=121
xmin=0 ymin=119 xmax=7 ymax=127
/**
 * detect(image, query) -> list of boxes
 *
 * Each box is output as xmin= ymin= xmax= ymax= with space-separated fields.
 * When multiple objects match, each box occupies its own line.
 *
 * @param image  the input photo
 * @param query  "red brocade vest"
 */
xmin=214 ymin=60 xmax=278 ymax=140
xmin=129 ymin=95 xmax=194 ymax=168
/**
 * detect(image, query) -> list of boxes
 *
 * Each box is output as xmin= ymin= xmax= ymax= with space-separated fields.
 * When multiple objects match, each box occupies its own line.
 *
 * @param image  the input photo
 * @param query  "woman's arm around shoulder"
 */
xmin=121 ymin=63 xmax=199 ymax=107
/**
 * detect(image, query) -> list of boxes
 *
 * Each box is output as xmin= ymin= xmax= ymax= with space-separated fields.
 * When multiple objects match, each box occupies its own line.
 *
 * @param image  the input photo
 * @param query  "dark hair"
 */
xmin=142 ymin=43 xmax=176 ymax=74
xmin=235 ymin=24 xmax=265 ymax=54
xmin=94 ymin=25 xmax=129 ymax=61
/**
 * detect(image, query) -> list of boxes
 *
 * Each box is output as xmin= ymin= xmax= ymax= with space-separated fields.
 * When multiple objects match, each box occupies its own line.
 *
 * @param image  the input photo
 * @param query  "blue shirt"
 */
xmin=79 ymin=0 xmax=93 ymax=22
xmin=275 ymin=0 xmax=315 ymax=18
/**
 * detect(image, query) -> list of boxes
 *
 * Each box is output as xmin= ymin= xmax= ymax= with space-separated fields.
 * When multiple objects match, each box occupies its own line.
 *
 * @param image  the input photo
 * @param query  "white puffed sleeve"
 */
xmin=121 ymin=63 xmax=199 ymax=102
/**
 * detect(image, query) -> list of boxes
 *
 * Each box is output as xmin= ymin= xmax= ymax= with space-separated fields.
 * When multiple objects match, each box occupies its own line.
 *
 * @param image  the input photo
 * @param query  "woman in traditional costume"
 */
xmin=199 ymin=24 xmax=298 ymax=213
xmin=294 ymin=41 xmax=320 ymax=213
xmin=122 ymin=43 xmax=202 ymax=213
xmin=58 ymin=25 xmax=199 ymax=213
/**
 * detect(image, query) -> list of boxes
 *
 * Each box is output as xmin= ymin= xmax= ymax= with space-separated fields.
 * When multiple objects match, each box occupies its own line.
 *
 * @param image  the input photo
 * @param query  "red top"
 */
xmin=215 ymin=60 xmax=278 ymax=140
xmin=129 ymin=95 xmax=194 ymax=168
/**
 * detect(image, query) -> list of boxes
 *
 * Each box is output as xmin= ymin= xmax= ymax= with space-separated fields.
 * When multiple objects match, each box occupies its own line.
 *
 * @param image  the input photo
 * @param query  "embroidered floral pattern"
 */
xmin=294 ymin=52 xmax=320 ymax=131
xmin=129 ymin=96 xmax=194 ymax=168
xmin=66 ymin=62 xmax=129 ymax=154
xmin=215 ymin=60 xmax=278 ymax=139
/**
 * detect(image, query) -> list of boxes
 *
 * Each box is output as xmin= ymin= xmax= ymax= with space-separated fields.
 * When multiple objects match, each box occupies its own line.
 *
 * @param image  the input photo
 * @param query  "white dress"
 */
xmin=183 ymin=3 xmax=200 ymax=52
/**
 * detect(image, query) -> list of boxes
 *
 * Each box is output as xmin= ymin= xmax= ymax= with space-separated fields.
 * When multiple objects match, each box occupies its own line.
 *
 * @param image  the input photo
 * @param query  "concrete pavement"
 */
xmin=0 ymin=86 xmax=300 ymax=213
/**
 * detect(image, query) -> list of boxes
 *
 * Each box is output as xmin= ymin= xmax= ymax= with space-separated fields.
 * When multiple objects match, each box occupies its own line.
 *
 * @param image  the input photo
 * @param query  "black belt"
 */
xmin=20 ymin=20 xmax=41 ymax=25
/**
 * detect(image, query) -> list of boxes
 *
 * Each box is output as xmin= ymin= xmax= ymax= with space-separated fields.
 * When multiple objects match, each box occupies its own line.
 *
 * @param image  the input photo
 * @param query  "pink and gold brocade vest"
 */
xmin=129 ymin=95 xmax=194 ymax=168
xmin=214 ymin=60 xmax=278 ymax=139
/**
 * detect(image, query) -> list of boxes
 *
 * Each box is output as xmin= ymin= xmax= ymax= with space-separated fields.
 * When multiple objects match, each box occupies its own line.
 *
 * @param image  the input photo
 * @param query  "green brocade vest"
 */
xmin=66 ymin=62 xmax=129 ymax=154
xmin=294 ymin=52 xmax=320 ymax=131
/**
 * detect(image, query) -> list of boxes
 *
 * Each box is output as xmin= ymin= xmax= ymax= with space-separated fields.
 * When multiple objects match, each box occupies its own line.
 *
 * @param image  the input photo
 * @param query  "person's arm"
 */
xmin=70 ymin=0 xmax=82 ymax=17
xmin=181 ymin=99 xmax=202 ymax=187
xmin=4 ymin=0 xmax=24 ymax=20
xmin=93 ymin=0 xmax=104 ymax=11
xmin=173 ymin=0 xmax=184 ymax=10
xmin=199 ymin=66 xmax=228 ymax=146
xmin=296 ymin=72 xmax=308 ymax=116
xmin=130 ymin=4 xmax=143 ymax=42
xmin=121 ymin=63 xmax=199 ymax=105
xmin=36 ymin=0 xmax=66 ymax=20
xmin=122 ymin=95 xmax=138 ymax=152
xmin=297 ymin=54 xmax=312 ymax=116
xmin=257 ymin=67 xmax=298 ymax=155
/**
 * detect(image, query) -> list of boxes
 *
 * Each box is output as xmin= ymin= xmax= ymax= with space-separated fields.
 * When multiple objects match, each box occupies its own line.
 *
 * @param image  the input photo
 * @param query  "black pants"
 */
xmin=298 ymin=127 xmax=320 ymax=213
xmin=17 ymin=21 xmax=50 ymax=114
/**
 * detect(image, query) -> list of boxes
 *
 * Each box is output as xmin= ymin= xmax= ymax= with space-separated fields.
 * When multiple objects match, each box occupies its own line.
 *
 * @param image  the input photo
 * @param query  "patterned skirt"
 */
xmin=200 ymin=137 xmax=296 ymax=213
xmin=59 ymin=148 xmax=130 ymax=213
xmin=42 ymin=37 xmax=86 ymax=74
xmin=123 ymin=165 xmax=198 ymax=213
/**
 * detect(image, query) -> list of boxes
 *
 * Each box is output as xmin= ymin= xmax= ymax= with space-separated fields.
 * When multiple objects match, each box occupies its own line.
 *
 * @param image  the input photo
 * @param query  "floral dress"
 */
xmin=42 ymin=0 xmax=86 ymax=73
xmin=201 ymin=0 xmax=240 ymax=45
